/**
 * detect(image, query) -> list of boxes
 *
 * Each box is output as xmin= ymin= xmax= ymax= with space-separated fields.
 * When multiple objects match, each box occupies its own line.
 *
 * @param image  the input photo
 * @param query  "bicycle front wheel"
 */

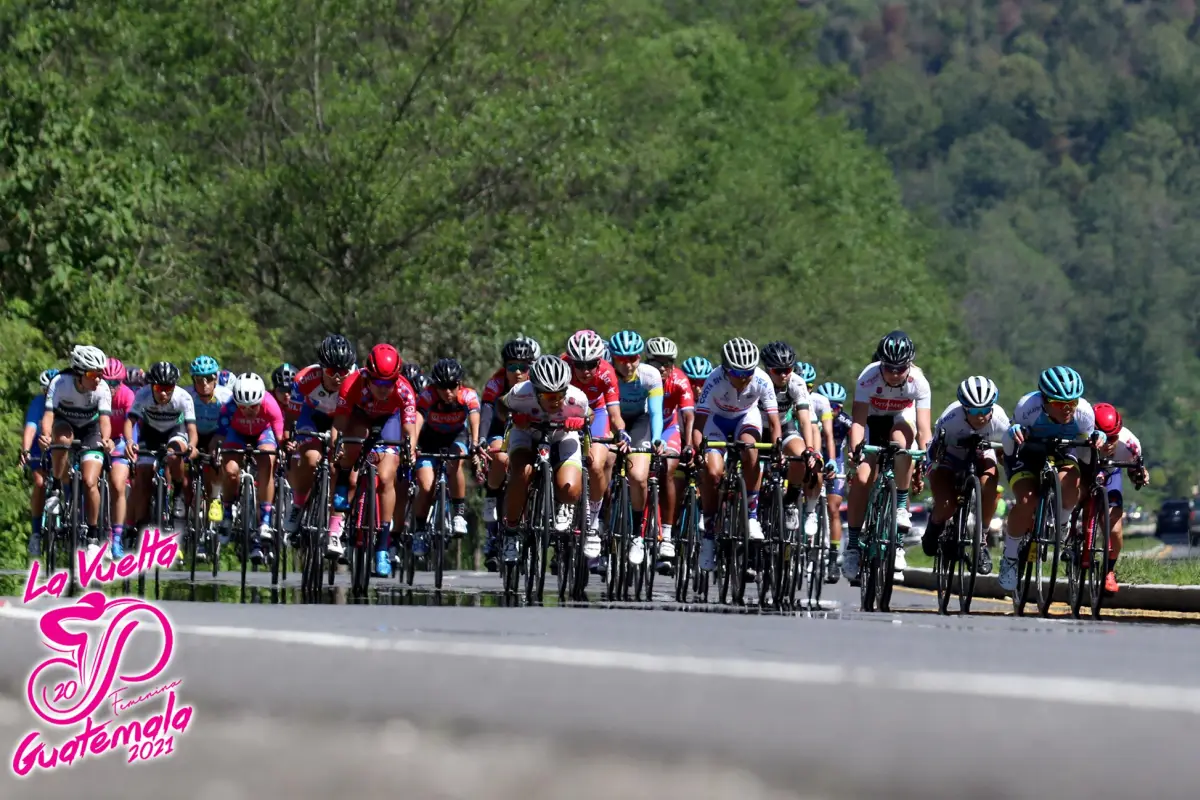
xmin=1036 ymin=470 xmax=1063 ymax=618
xmin=1066 ymin=506 xmax=1085 ymax=618
xmin=876 ymin=478 xmax=898 ymax=613
xmin=958 ymin=475 xmax=982 ymax=614
xmin=1087 ymin=488 xmax=1111 ymax=619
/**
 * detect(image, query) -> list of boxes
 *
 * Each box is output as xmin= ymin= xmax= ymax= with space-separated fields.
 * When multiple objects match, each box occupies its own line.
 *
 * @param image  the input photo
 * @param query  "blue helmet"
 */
xmin=794 ymin=361 xmax=817 ymax=385
xmin=817 ymin=381 xmax=846 ymax=404
xmin=681 ymin=356 xmax=714 ymax=381
xmin=217 ymin=369 xmax=233 ymax=387
xmin=190 ymin=355 xmax=220 ymax=377
xmin=1038 ymin=366 xmax=1084 ymax=402
xmin=39 ymin=368 xmax=59 ymax=389
xmin=608 ymin=330 xmax=644 ymax=357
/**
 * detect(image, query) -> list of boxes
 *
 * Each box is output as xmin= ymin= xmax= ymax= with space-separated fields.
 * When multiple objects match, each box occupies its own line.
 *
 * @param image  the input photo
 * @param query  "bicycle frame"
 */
xmin=704 ymin=439 xmax=773 ymax=606
xmin=931 ymin=432 xmax=1001 ymax=616
xmin=415 ymin=449 xmax=472 ymax=592
xmin=858 ymin=442 xmax=926 ymax=613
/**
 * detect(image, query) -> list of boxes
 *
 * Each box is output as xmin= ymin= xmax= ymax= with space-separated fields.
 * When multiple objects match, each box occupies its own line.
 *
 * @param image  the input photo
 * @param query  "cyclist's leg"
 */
xmin=553 ymin=433 xmax=584 ymax=526
xmin=782 ymin=432 xmax=805 ymax=529
xmin=921 ymin=463 xmax=958 ymax=555
xmin=253 ymin=429 xmax=278 ymax=538
xmin=736 ymin=407 xmax=764 ymax=535
xmin=411 ymin=459 xmax=436 ymax=553
xmin=1105 ymin=470 xmax=1124 ymax=590
xmin=889 ymin=410 xmax=917 ymax=529
xmin=827 ymin=455 xmax=845 ymax=552
xmin=80 ymin=455 xmax=103 ymax=528
xmin=285 ymin=434 xmax=322 ymax=531
xmin=484 ymin=429 xmax=508 ymax=563
xmin=847 ymin=416 xmax=890 ymax=530
xmin=502 ymin=432 xmax=535 ymax=561
xmin=698 ymin=414 xmax=734 ymax=569
xmin=29 ymin=460 xmax=47 ymax=555
xmin=446 ymin=431 xmax=470 ymax=534
xmin=587 ymin=406 xmax=611 ymax=526
xmin=50 ymin=421 xmax=74 ymax=482
xmin=626 ymin=414 xmax=651 ymax=511
xmin=999 ymin=454 xmax=1040 ymax=590
xmin=217 ymin=430 xmax=247 ymax=532
xmin=659 ymin=421 xmax=681 ymax=537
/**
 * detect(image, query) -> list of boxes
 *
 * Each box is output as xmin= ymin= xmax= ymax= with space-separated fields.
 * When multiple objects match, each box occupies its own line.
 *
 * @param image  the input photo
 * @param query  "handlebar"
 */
xmin=861 ymin=443 xmax=927 ymax=458
xmin=706 ymin=441 xmax=775 ymax=451
xmin=415 ymin=450 xmax=474 ymax=461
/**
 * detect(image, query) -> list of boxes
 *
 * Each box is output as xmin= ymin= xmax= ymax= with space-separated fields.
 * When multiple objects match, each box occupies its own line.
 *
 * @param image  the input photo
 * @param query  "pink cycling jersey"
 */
xmin=109 ymin=383 xmax=136 ymax=440
xmin=218 ymin=391 xmax=285 ymax=441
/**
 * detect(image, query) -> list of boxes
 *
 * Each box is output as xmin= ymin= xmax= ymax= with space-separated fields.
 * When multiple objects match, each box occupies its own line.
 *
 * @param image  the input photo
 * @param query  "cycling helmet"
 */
xmin=317 ymin=335 xmax=356 ymax=371
xmin=566 ymin=329 xmax=607 ymax=363
xmin=1038 ymin=365 xmax=1084 ymax=402
xmin=39 ymin=369 xmax=59 ymax=389
xmin=816 ymin=382 xmax=847 ymax=404
xmin=400 ymin=361 xmax=423 ymax=384
xmin=431 ymin=358 xmax=464 ymax=388
xmin=103 ymin=357 xmax=126 ymax=383
xmin=190 ymin=355 xmax=220 ymax=377
xmin=147 ymin=361 xmax=181 ymax=386
xmin=365 ymin=344 xmax=402 ymax=381
xmin=645 ymin=337 xmax=678 ymax=361
xmin=216 ymin=369 xmax=232 ymax=387
xmin=233 ymin=372 xmax=266 ymax=406
xmin=878 ymin=330 xmax=915 ymax=367
xmin=70 ymin=345 xmax=107 ymax=373
xmin=957 ymin=376 xmax=999 ymax=410
xmin=1093 ymin=402 xmax=1123 ymax=438
xmin=681 ymin=356 xmax=714 ymax=381
xmin=608 ymin=330 xmax=645 ymax=357
xmin=795 ymin=361 xmax=818 ymax=385
xmin=126 ymin=366 xmax=146 ymax=388
xmin=270 ymin=363 xmax=296 ymax=389
xmin=761 ymin=341 xmax=796 ymax=371
xmin=721 ymin=338 xmax=759 ymax=371
xmin=529 ymin=354 xmax=572 ymax=393
xmin=501 ymin=336 xmax=538 ymax=363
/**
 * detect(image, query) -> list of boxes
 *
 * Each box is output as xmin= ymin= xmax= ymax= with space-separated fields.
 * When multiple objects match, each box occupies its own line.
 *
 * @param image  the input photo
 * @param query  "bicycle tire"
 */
xmin=644 ymin=483 xmax=661 ymax=601
xmin=1065 ymin=505 xmax=1084 ymax=618
xmin=68 ymin=469 xmax=82 ymax=595
xmin=876 ymin=478 xmax=898 ymax=613
xmin=859 ymin=483 xmax=882 ymax=613
xmin=240 ymin=476 xmax=254 ymax=600
xmin=538 ymin=462 xmax=554 ymax=602
xmin=675 ymin=487 xmax=697 ymax=603
xmin=762 ymin=480 xmax=784 ymax=610
xmin=189 ymin=464 xmax=203 ymax=583
xmin=958 ymin=475 xmax=982 ymax=615
xmin=1088 ymin=486 xmax=1111 ymax=619
xmin=732 ymin=470 xmax=751 ymax=606
xmin=806 ymin=500 xmax=828 ymax=610
xmin=935 ymin=502 xmax=956 ymax=615
xmin=433 ymin=478 xmax=447 ymax=591
xmin=523 ymin=472 xmax=542 ymax=604
xmin=1036 ymin=469 xmax=1063 ymax=618
xmin=716 ymin=497 xmax=733 ymax=605
xmin=44 ymin=482 xmax=60 ymax=574
xmin=571 ymin=472 xmax=590 ymax=601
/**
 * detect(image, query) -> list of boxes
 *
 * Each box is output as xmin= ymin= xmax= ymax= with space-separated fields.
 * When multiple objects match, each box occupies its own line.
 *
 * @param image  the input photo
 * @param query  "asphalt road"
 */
xmin=3 ymin=566 xmax=1200 ymax=798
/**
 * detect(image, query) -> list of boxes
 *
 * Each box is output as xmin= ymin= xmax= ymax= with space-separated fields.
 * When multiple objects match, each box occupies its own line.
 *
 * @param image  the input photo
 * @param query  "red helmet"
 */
xmin=1092 ymin=402 xmax=1123 ymax=438
xmin=365 ymin=343 xmax=402 ymax=381
xmin=103 ymin=357 xmax=126 ymax=382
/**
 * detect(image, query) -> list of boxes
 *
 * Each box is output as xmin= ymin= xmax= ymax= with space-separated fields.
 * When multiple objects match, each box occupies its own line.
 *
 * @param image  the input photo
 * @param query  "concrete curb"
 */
xmin=901 ymin=567 xmax=1200 ymax=613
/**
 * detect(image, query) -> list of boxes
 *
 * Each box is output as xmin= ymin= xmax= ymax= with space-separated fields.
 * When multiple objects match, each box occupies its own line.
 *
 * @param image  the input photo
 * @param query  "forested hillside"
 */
xmin=812 ymin=0 xmax=1200 ymax=496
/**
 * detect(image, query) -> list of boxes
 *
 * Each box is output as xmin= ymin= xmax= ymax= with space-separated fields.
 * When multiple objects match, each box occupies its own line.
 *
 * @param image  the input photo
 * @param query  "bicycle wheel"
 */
xmin=189 ymin=466 xmax=203 ymax=582
xmin=806 ymin=501 xmax=827 ymax=610
xmin=433 ymin=478 xmax=447 ymax=591
xmin=675 ymin=487 xmax=697 ymax=603
xmin=1087 ymin=487 xmax=1111 ymax=619
xmin=760 ymin=481 xmax=783 ymax=610
xmin=876 ymin=478 xmax=899 ymax=612
xmin=1066 ymin=506 xmax=1085 ymax=618
xmin=731 ymin=471 xmax=752 ymax=606
xmin=67 ymin=470 xmax=82 ymax=594
xmin=859 ymin=485 xmax=885 ymax=613
xmin=957 ymin=475 xmax=983 ymax=615
xmin=240 ymin=478 xmax=255 ymax=600
xmin=536 ymin=464 xmax=553 ymax=603
xmin=43 ymin=483 xmax=60 ymax=572
xmin=1035 ymin=470 xmax=1063 ymax=618
xmin=935 ymin=502 xmax=957 ymax=615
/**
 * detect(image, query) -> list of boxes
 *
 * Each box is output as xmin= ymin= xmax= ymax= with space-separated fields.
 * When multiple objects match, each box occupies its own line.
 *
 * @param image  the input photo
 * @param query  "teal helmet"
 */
xmin=608 ymin=330 xmax=645 ymax=357
xmin=794 ymin=361 xmax=817 ymax=385
xmin=1038 ymin=366 xmax=1084 ymax=402
xmin=681 ymin=356 xmax=714 ymax=381
xmin=817 ymin=381 xmax=846 ymax=404
xmin=190 ymin=355 xmax=220 ymax=377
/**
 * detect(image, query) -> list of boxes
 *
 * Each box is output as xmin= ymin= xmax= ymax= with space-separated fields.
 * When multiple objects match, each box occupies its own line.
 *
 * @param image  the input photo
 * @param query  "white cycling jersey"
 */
xmin=130 ymin=385 xmax=197 ymax=432
xmin=47 ymin=372 xmax=112 ymax=426
xmin=1106 ymin=427 xmax=1143 ymax=464
xmin=699 ymin=366 xmax=777 ymax=417
xmin=808 ymin=390 xmax=830 ymax=426
xmin=930 ymin=401 xmax=1012 ymax=460
xmin=854 ymin=362 xmax=931 ymax=416
xmin=502 ymin=381 xmax=590 ymax=425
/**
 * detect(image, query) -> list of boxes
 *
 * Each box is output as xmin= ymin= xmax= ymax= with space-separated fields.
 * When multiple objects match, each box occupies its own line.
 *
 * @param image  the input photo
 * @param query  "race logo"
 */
xmin=11 ymin=528 xmax=194 ymax=776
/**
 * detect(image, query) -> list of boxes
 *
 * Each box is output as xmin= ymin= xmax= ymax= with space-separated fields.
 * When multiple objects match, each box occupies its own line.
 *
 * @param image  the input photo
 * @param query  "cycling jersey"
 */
xmin=47 ymin=371 xmax=112 ymax=427
xmin=1003 ymin=393 xmax=1096 ymax=453
xmin=831 ymin=409 xmax=852 ymax=451
xmin=481 ymin=368 xmax=508 ymax=406
xmin=109 ymin=383 xmax=137 ymax=439
xmin=217 ymin=391 xmax=286 ymax=442
xmin=617 ymin=364 xmax=664 ymax=443
xmin=502 ymin=381 xmax=590 ymax=424
xmin=1103 ymin=427 xmax=1144 ymax=499
xmin=806 ymin=390 xmax=829 ymax=426
xmin=479 ymin=367 xmax=511 ymax=442
xmin=928 ymin=401 xmax=1012 ymax=462
xmin=854 ymin=362 xmax=932 ymax=416
xmin=562 ymin=355 xmax=620 ymax=410
xmin=416 ymin=386 xmax=481 ymax=434
xmin=185 ymin=384 xmax=233 ymax=436
xmin=129 ymin=385 xmax=197 ymax=432
xmin=335 ymin=372 xmax=418 ymax=424
xmin=661 ymin=367 xmax=695 ymax=427
xmin=698 ymin=366 xmax=778 ymax=417
xmin=291 ymin=364 xmax=342 ymax=417
xmin=765 ymin=373 xmax=810 ymax=425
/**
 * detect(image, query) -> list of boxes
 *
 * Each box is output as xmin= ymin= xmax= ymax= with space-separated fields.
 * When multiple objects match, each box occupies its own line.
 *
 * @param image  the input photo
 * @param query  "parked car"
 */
xmin=1155 ymin=499 xmax=1192 ymax=540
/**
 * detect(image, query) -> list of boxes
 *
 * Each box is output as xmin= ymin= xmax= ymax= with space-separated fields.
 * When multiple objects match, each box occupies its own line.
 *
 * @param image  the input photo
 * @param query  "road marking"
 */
xmin=4 ymin=604 xmax=1200 ymax=716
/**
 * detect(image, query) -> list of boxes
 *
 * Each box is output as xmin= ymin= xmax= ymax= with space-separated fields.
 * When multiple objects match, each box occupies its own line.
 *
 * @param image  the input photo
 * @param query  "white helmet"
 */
xmin=957 ymin=375 xmax=999 ymax=410
xmin=529 ymin=355 xmax=572 ymax=393
xmin=721 ymin=337 xmax=759 ymax=371
xmin=516 ymin=334 xmax=541 ymax=361
xmin=69 ymin=345 xmax=107 ymax=373
xmin=646 ymin=337 xmax=677 ymax=360
xmin=566 ymin=329 xmax=606 ymax=363
xmin=233 ymin=372 xmax=266 ymax=406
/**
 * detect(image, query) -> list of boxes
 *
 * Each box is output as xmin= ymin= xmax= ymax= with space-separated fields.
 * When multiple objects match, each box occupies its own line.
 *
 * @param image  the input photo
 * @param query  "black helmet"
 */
xmin=877 ymin=330 xmax=915 ymax=367
xmin=400 ymin=362 xmax=423 ymax=384
xmin=271 ymin=362 xmax=298 ymax=389
xmin=431 ymin=358 xmax=465 ymax=388
xmin=318 ymin=334 xmax=356 ymax=370
xmin=501 ymin=337 xmax=538 ymax=363
xmin=147 ymin=361 xmax=181 ymax=386
xmin=760 ymin=341 xmax=795 ymax=371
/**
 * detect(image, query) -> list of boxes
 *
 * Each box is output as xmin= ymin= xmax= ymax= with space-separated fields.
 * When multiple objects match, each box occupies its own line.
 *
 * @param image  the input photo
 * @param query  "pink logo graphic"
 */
xmin=11 ymin=529 xmax=194 ymax=777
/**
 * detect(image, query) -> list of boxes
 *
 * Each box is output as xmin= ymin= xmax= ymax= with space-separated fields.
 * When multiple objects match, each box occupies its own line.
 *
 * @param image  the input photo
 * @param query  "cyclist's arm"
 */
xmin=916 ymin=407 xmax=932 ymax=451
xmin=847 ymin=401 xmax=870 ymax=456
xmin=186 ymin=421 xmax=198 ymax=451
xmin=467 ymin=408 xmax=480 ymax=445
xmin=478 ymin=402 xmax=495 ymax=438
xmin=124 ymin=414 xmax=137 ymax=446
xmin=822 ymin=415 xmax=836 ymax=463
xmin=766 ymin=410 xmax=782 ymax=444
xmin=681 ymin=407 xmax=695 ymax=449
xmin=608 ymin=403 xmax=626 ymax=435
xmin=21 ymin=417 xmax=37 ymax=452
xmin=648 ymin=389 xmax=664 ymax=443
xmin=39 ymin=408 xmax=54 ymax=440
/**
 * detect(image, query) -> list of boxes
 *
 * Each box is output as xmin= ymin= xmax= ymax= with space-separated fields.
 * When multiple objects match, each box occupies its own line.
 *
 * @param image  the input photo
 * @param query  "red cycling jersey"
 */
xmin=662 ymin=366 xmax=695 ymax=427
xmin=336 ymin=371 xmax=418 ymax=423
xmin=417 ymin=386 xmax=481 ymax=433
xmin=559 ymin=354 xmax=620 ymax=411
xmin=481 ymin=367 xmax=508 ymax=405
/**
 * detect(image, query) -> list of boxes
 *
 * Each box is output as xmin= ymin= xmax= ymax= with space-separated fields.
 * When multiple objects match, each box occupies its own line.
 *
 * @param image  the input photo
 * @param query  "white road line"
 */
xmin=3 ymin=604 xmax=1200 ymax=716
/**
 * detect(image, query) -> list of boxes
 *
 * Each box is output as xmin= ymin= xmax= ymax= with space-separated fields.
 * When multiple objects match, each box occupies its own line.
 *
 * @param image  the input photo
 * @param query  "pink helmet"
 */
xmin=103 ymin=357 xmax=127 ymax=382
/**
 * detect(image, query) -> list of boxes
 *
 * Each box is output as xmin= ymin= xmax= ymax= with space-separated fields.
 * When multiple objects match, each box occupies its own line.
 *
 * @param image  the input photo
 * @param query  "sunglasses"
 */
xmin=371 ymin=378 xmax=396 ymax=388
xmin=965 ymin=406 xmax=993 ymax=417
xmin=648 ymin=359 xmax=674 ymax=370
xmin=194 ymin=374 xmax=217 ymax=383
xmin=573 ymin=359 xmax=599 ymax=371
xmin=767 ymin=367 xmax=791 ymax=375
xmin=326 ymin=367 xmax=352 ymax=377
xmin=505 ymin=362 xmax=532 ymax=373
xmin=537 ymin=391 xmax=566 ymax=402
xmin=83 ymin=370 xmax=103 ymax=380
xmin=105 ymin=379 xmax=121 ymax=389
xmin=882 ymin=364 xmax=909 ymax=375
xmin=726 ymin=367 xmax=754 ymax=379
xmin=1045 ymin=398 xmax=1078 ymax=411
xmin=152 ymin=383 xmax=175 ymax=393
xmin=612 ymin=354 xmax=640 ymax=364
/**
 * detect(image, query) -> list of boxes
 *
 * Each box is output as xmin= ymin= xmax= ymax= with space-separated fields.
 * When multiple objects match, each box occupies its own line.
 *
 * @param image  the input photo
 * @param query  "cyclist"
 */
xmin=402 ymin=362 xmax=429 ymax=396
xmin=20 ymin=369 xmax=59 ymax=558
xmin=681 ymin=355 xmax=714 ymax=400
xmin=185 ymin=355 xmax=233 ymax=560
xmin=479 ymin=336 xmax=539 ymax=570
xmin=38 ymin=346 xmax=113 ymax=554
xmin=282 ymin=334 xmax=357 ymax=557
xmin=125 ymin=365 xmax=146 ymax=391
xmin=692 ymin=338 xmax=783 ymax=571
xmin=608 ymin=330 xmax=665 ymax=566
xmin=999 ymin=366 xmax=1097 ymax=592
xmin=796 ymin=361 xmax=837 ymax=537
xmin=271 ymin=363 xmax=299 ymax=432
xmin=496 ymin=355 xmax=592 ymax=563
xmin=1092 ymin=402 xmax=1150 ymax=594
xmin=564 ymin=329 xmax=627 ymax=553
xmin=919 ymin=376 xmax=1010 ymax=576
xmin=646 ymin=336 xmax=694 ymax=566
xmin=217 ymin=369 xmax=233 ymax=388
xmin=212 ymin=372 xmax=285 ymax=564
xmin=124 ymin=361 xmax=198 ymax=555
xmin=103 ymin=359 xmax=136 ymax=558
xmin=816 ymin=381 xmax=851 ymax=582
xmin=760 ymin=343 xmax=816 ymax=533
xmin=843 ymin=330 xmax=932 ymax=582
xmin=411 ymin=358 xmax=483 ymax=556
xmin=332 ymin=343 xmax=419 ymax=578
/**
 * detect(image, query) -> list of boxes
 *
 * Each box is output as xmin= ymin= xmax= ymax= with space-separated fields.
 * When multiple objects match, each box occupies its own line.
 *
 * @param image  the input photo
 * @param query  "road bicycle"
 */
xmin=802 ymin=468 xmax=838 ymax=612
xmin=42 ymin=440 xmax=106 ymax=595
xmin=856 ymin=442 xmax=926 ymax=613
xmin=414 ymin=448 xmax=473 ymax=591
xmin=700 ymin=439 xmax=774 ymax=605
xmin=672 ymin=457 xmax=702 ymax=603
xmin=930 ymin=432 xmax=1001 ymax=615
xmin=294 ymin=431 xmax=338 ymax=597
xmin=340 ymin=431 xmax=407 ymax=598
xmin=186 ymin=451 xmax=221 ymax=582
xmin=218 ymin=442 xmax=277 ymax=599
